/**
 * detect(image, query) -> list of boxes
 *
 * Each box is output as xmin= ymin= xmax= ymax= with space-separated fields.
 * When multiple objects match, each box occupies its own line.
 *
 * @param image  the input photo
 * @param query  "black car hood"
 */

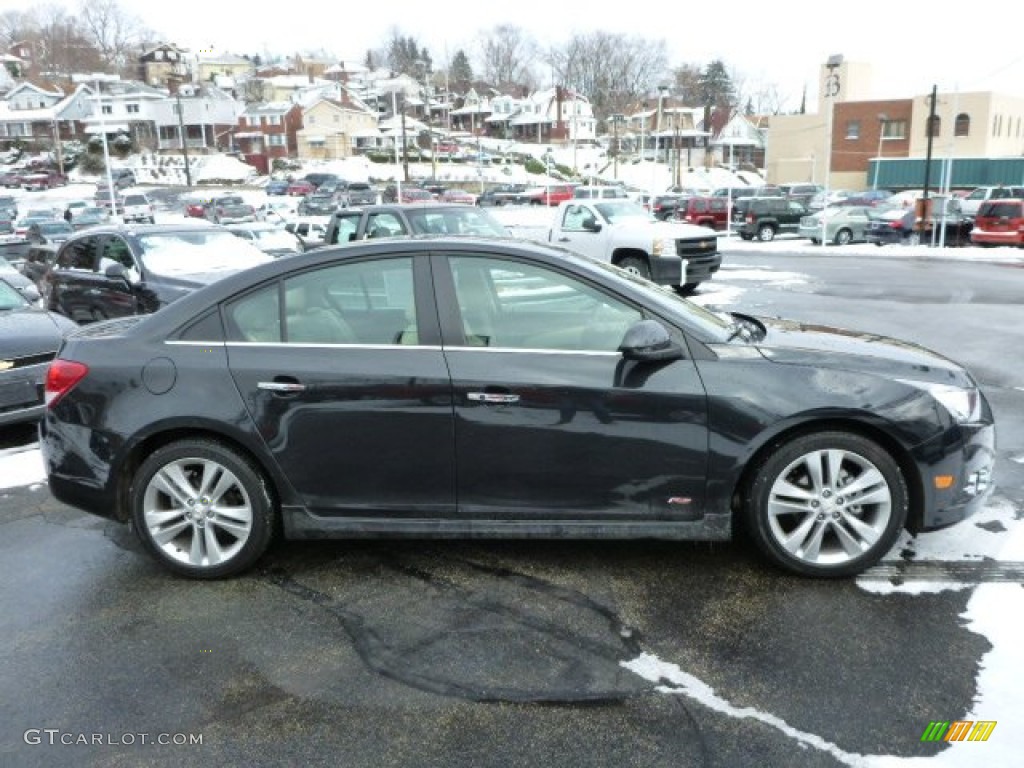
xmin=0 ymin=309 xmax=71 ymax=357
xmin=752 ymin=316 xmax=972 ymax=387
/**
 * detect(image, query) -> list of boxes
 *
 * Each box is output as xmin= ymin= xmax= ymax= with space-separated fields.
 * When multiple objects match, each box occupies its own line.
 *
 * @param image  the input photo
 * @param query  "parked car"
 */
xmin=20 ymin=170 xmax=67 ymax=191
xmin=38 ymin=236 xmax=995 ymax=580
xmin=287 ymin=179 xmax=316 ymax=196
xmin=0 ymin=194 xmax=17 ymax=220
xmin=346 ymin=182 xmax=377 ymax=206
xmin=969 ymin=199 xmax=1024 ymax=247
xmin=399 ymin=187 xmax=436 ymax=204
xmin=837 ymin=190 xmax=893 ymax=207
xmin=798 ymin=206 xmax=873 ymax=245
xmin=302 ymin=173 xmax=341 ymax=190
xmin=121 ymin=193 xmax=156 ymax=224
xmin=63 ymin=200 xmax=92 ymax=221
xmin=865 ymin=205 xmax=974 ymax=247
xmin=440 ymin=188 xmax=477 ymax=205
xmin=42 ymin=224 xmax=271 ymax=323
xmin=108 ymin=169 xmax=137 ymax=189
xmin=0 ymin=170 xmax=23 ymax=188
xmin=70 ymin=207 xmax=111 ymax=230
xmin=298 ymin=189 xmax=346 ymax=216
xmin=0 ymin=276 xmax=77 ymax=427
xmin=736 ymin=198 xmax=810 ymax=241
xmin=476 ymin=183 xmax=528 ymax=206
xmin=256 ymin=198 xmax=297 ymax=224
xmin=283 ymin=217 xmax=331 ymax=248
xmin=959 ymin=185 xmax=1024 ymax=220
xmin=0 ymin=254 xmax=43 ymax=305
xmin=779 ymin=183 xmax=823 ymax=207
xmin=265 ymin=179 xmax=289 ymax=196
xmin=27 ymin=220 xmax=74 ymax=246
xmin=323 ymin=204 xmax=508 ymax=246
xmin=14 ymin=210 xmax=58 ymax=238
xmin=712 ymin=185 xmax=784 ymax=201
xmin=573 ymin=185 xmax=628 ymax=201
xmin=650 ymin=195 xmax=683 ymax=220
xmin=206 ymin=195 xmax=256 ymax=225
xmin=673 ymin=196 xmax=730 ymax=230
xmin=227 ymin=223 xmax=306 ymax=257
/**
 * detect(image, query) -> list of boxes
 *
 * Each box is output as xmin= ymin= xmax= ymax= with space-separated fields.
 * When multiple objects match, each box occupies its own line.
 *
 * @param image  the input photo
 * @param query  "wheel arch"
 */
xmin=728 ymin=417 xmax=924 ymax=533
xmin=610 ymin=248 xmax=650 ymax=270
xmin=115 ymin=425 xmax=284 ymax=526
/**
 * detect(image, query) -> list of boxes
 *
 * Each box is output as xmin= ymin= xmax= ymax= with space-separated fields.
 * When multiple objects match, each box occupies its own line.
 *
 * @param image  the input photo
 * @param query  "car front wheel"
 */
xmin=130 ymin=439 xmax=275 ymax=579
xmin=744 ymin=431 xmax=907 ymax=578
xmin=834 ymin=228 xmax=853 ymax=245
xmin=618 ymin=256 xmax=651 ymax=280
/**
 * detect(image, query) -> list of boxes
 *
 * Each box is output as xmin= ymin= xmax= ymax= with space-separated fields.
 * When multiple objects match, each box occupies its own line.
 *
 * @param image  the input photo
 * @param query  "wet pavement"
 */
xmin=2 ymin=245 xmax=1022 ymax=767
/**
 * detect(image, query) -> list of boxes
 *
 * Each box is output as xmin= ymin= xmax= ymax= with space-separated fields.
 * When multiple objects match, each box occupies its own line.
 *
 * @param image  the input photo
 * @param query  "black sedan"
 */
xmin=0 ymin=277 xmax=76 ymax=427
xmin=39 ymin=237 xmax=995 ymax=580
xmin=866 ymin=208 xmax=974 ymax=246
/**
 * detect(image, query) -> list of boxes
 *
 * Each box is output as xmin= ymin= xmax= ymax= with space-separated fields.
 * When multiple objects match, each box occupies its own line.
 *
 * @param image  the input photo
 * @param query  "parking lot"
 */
xmin=2 ymin=211 xmax=1022 ymax=766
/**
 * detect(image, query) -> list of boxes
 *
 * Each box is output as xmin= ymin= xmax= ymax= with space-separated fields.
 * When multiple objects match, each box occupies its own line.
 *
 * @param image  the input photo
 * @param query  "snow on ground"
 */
xmin=0 ymin=443 xmax=46 ymax=490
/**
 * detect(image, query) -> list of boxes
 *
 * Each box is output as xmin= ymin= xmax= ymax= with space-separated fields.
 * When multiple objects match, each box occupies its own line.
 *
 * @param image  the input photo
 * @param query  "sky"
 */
xmin=7 ymin=0 xmax=1024 ymax=108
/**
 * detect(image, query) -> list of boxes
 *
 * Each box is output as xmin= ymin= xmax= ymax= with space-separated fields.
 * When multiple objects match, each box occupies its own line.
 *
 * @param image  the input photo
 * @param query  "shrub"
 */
xmin=524 ymin=157 xmax=545 ymax=175
xmin=77 ymin=152 xmax=106 ymax=174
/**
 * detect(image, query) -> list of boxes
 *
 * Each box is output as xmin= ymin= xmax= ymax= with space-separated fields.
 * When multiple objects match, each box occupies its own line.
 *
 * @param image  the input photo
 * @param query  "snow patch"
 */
xmin=0 ymin=445 xmax=45 ymax=490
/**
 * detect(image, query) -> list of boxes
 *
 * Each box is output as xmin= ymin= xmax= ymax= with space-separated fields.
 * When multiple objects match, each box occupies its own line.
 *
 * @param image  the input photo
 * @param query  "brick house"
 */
xmin=235 ymin=102 xmax=303 ymax=174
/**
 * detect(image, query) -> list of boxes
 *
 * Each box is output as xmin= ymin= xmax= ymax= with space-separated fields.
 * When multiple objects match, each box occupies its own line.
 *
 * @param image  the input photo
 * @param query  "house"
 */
xmin=712 ymin=112 xmax=766 ymax=169
xmin=196 ymin=53 xmax=254 ymax=84
xmin=148 ymin=84 xmax=243 ymax=153
xmin=235 ymin=102 xmax=303 ymax=173
xmin=296 ymin=98 xmax=378 ymax=160
xmin=139 ymin=44 xmax=190 ymax=90
xmin=73 ymin=76 xmax=171 ymax=152
xmin=505 ymin=87 xmax=596 ymax=145
xmin=0 ymin=80 xmax=94 ymax=154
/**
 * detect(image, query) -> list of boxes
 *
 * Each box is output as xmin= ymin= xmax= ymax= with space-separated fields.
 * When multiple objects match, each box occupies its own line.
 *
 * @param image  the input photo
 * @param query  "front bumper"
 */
xmin=911 ymin=419 xmax=996 ymax=531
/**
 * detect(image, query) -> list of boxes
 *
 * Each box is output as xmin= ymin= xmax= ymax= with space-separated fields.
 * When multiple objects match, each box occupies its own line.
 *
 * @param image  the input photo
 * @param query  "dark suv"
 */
xmin=43 ymin=224 xmax=271 ymax=323
xmin=737 ymin=198 xmax=809 ymax=241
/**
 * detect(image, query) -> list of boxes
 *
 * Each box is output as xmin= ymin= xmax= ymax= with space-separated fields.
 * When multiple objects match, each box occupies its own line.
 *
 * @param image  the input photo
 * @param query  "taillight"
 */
xmin=746 ymin=214 xmax=754 ymax=223
xmin=889 ymin=219 xmax=903 ymax=229
xmin=45 ymin=360 xmax=89 ymax=407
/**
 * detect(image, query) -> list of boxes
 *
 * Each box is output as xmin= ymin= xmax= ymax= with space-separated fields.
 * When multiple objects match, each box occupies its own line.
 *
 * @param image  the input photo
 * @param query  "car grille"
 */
xmin=676 ymin=238 xmax=718 ymax=257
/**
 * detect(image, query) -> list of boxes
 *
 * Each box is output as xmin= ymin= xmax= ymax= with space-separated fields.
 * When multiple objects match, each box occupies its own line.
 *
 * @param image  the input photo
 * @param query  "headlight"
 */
xmin=652 ymin=237 xmax=669 ymax=256
xmin=898 ymin=380 xmax=981 ymax=423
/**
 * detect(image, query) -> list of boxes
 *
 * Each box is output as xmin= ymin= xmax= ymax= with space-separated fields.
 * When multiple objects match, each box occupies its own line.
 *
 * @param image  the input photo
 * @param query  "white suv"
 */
xmin=960 ymin=186 xmax=1024 ymax=220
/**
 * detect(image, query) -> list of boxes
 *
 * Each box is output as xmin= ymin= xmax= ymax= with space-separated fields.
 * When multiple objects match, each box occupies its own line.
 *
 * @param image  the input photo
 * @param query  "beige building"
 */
xmin=767 ymin=57 xmax=1024 ymax=189
xmin=196 ymin=54 xmax=254 ymax=84
xmin=296 ymin=98 xmax=377 ymax=160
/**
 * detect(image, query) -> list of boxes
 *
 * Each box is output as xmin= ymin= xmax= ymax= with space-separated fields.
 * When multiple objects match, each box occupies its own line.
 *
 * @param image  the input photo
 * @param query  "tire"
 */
xmin=744 ymin=431 xmax=907 ymax=578
xmin=740 ymin=234 xmax=753 ymax=241
xmin=834 ymin=228 xmax=852 ymax=246
xmin=618 ymin=256 xmax=651 ymax=280
xmin=673 ymin=282 xmax=699 ymax=296
xmin=148 ymin=217 xmax=155 ymax=224
xmin=757 ymin=223 xmax=775 ymax=242
xmin=810 ymin=238 xmax=820 ymax=245
xmin=130 ymin=439 xmax=276 ymax=579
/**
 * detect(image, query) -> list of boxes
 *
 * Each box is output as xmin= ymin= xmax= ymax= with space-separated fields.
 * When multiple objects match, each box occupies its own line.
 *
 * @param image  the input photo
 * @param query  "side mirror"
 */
xmin=618 ymin=319 xmax=683 ymax=362
xmin=583 ymin=218 xmax=602 ymax=233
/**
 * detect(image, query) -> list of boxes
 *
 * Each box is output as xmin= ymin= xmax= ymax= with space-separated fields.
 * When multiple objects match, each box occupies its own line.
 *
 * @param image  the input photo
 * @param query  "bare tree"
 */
xmin=78 ymin=0 xmax=148 ymax=75
xmin=478 ymin=24 xmax=536 ymax=88
xmin=548 ymin=32 xmax=668 ymax=121
xmin=18 ymin=4 xmax=104 ymax=76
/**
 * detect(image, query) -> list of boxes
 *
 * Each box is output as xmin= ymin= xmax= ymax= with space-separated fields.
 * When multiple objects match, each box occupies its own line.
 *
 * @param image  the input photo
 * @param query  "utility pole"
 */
xmin=922 ymin=85 xmax=937 ymax=212
xmin=176 ymin=91 xmax=192 ymax=188
xmin=400 ymin=94 xmax=409 ymax=183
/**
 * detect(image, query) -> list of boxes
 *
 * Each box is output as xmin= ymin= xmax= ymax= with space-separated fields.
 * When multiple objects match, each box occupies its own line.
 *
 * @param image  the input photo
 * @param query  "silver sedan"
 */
xmin=798 ymin=206 xmax=872 ymax=245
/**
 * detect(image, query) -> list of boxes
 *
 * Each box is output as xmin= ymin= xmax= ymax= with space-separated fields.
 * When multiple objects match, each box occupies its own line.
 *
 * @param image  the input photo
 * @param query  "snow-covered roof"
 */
xmin=243 ymin=101 xmax=295 ymax=116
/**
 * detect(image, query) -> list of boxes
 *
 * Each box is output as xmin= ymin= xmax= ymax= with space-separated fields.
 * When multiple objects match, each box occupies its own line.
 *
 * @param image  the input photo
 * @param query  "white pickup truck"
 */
xmin=547 ymin=199 xmax=720 ymax=293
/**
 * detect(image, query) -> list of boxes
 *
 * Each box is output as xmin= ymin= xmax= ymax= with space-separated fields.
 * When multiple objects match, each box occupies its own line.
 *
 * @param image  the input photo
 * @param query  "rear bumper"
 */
xmin=971 ymin=230 xmax=1024 ymax=246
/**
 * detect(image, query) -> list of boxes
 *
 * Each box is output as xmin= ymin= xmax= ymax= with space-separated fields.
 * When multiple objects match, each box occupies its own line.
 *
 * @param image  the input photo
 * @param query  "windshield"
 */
xmin=0 ymin=278 xmax=30 ymax=309
xmin=594 ymin=201 xmax=652 ymax=224
xmin=137 ymin=230 xmax=273 ymax=276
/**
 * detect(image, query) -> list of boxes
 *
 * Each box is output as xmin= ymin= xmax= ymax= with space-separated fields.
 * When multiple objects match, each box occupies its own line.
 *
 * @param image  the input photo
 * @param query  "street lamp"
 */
xmin=820 ymin=54 xmax=843 ymax=249
xmin=90 ymin=74 xmax=120 ymax=221
xmin=609 ymin=114 xmax=625 ymax=179
xmin=657 ymin=84 xmax=669 ymax=163
xmin=873 ymin=113 xmax=888 ymax=190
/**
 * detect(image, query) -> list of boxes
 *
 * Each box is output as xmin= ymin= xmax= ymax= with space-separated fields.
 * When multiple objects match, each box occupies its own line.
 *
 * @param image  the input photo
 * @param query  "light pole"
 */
xmin=175 ymin=91 xmax=192 ymax=188
xmin=820 ymin=54 xmax=843 ymax=249
xmin=609 ymin=114 xmax=624 ymax=179
xmin=873 ymin=113 xmax=888 ymax=190
xmin=657 ymin=85 xmax=668 ymax=163
xmin=390 ymin=89 xmax=402 ymax=202
xmin=91 ymin=74 xmax=119 ymax=220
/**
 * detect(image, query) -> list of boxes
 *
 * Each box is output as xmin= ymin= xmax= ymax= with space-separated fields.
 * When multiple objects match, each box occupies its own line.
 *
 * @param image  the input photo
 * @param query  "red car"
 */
xmin=516 ymin=184 xmax=576 ymax=206
xmin=400 ymin=187 xmax=435 ymax=203
xmin=287 ymin=179 xmax=316 ymax=196
xmin=184 ymin=199 xmax=210 ymax=218
xmin=970 ymin=199 xmax=1024 ymax=247
xmin=440 ymin=188 xmax=477 ymax=205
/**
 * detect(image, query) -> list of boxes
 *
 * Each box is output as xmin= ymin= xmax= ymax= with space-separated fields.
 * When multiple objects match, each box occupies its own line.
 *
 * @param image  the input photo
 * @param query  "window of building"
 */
xmin=126 ymin=103 xmax=139 ymax=114
xmin=926 ymin=115 xmax=940 ymax=138
xmin=102 ymin=105 xmax=112 ymax=115
xmin=845 ymin=120 xmax=860 ymax=140
xmin=267 ymin=134 xmax=285 ymax=146
xmin=881 ymin=120 xmax=906 ymax=140
xmin=954 ymin=113 xmax=970 ymax=137
xmin=307 ymin=116 xmax=315 ymax=125
xmin=267 ymin=115 xmax=280 ymax=125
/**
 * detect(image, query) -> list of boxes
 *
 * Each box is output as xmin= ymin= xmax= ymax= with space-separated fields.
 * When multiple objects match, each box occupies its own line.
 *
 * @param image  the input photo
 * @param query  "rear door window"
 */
xmin=979 ymin=202 xmax=1023 ymax=218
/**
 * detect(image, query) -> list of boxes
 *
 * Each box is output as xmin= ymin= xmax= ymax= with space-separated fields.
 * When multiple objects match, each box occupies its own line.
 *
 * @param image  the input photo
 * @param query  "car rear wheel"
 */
xmin=618 ymin=256 xmax=651 ymax=280
xmin=673 ymin=283 xmax=699 ymax=295
xmin=757 ymin=224 xmax=775 ymax=242
xmin=744 ymin=431 xmax=907 ymax=578
xmin=834 ymin=228 xmax=853 ymax=245
xmin=130 ymin=439 xmax=275 ymax=579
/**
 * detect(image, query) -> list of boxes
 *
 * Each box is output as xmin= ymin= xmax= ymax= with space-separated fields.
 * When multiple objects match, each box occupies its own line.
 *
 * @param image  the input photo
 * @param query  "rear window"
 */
xmin=978 ymin=201 xmax=1024 ymax=219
